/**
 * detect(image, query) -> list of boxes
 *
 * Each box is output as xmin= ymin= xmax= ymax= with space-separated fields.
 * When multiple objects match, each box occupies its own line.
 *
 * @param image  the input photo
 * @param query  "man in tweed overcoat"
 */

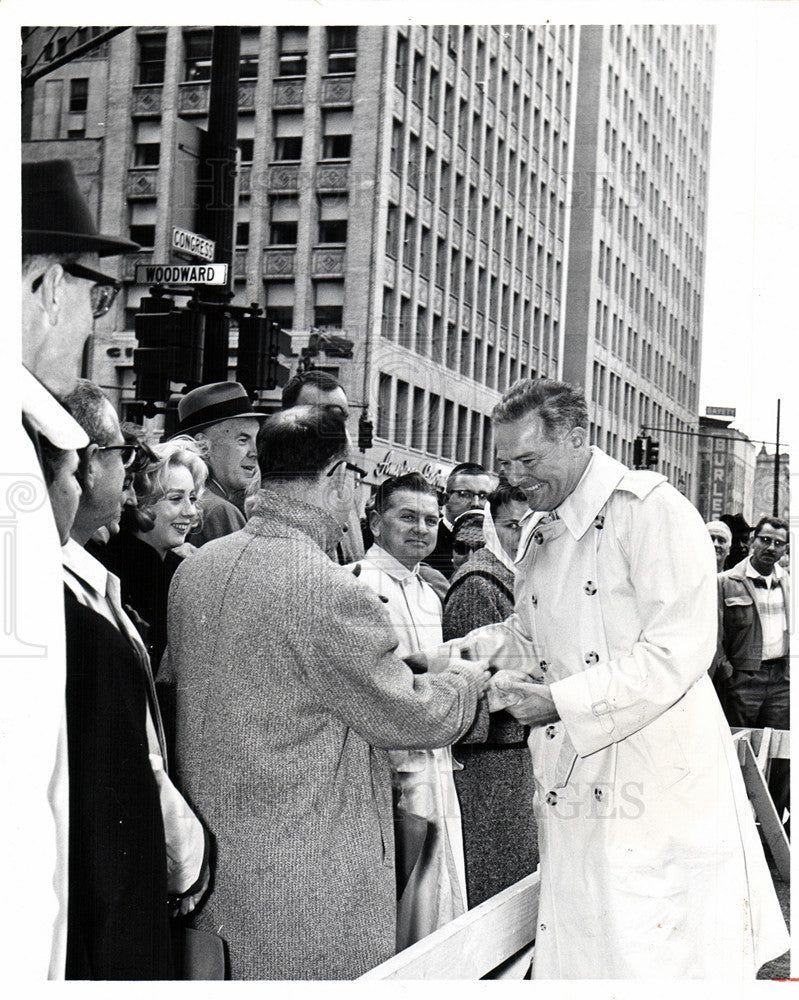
xmin=162 ymin=406 xmax=488 ymax=979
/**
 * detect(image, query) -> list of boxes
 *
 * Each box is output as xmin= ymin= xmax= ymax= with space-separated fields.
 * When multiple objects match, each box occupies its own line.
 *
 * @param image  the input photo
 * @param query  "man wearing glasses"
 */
xmin=14 ymin=158 xmax=139 ymax=979
xmin=717 ymin=515 xmax=790 ymax=823
xmin=427 ymin=462 xmax=494 ymax=579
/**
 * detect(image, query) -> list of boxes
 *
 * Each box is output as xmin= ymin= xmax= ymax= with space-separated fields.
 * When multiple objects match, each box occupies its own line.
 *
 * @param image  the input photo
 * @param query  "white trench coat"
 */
xmin=467 ymin=447 xmax=788 ymax=979
xmin=348 ymin=545 xmax=467 ymax=950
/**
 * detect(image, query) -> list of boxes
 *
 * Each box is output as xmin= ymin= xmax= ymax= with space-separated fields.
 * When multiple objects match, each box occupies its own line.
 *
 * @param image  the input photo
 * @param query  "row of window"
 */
xmin=137 ymin=27 xmax=357 ymax=86
xmin=376 ymin=371 xmax=495 ymax=468
xmin=381 ymin=284 xmax=558 ymax=393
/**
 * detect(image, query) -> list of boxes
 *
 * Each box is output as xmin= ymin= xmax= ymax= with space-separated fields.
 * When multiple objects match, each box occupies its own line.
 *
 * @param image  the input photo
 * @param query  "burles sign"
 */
xmin=373 ymin=449 xmax=451 ymax=491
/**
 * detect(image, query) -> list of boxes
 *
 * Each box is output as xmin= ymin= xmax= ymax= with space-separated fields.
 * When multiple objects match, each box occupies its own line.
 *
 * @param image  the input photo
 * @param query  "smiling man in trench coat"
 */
xmin=445 ymin=378 xmax=789 ymax=979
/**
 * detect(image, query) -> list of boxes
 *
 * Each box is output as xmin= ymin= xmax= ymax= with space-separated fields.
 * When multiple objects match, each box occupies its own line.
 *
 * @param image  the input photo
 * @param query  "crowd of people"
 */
xmin=13 ymin=157 xmax=790 ymax=982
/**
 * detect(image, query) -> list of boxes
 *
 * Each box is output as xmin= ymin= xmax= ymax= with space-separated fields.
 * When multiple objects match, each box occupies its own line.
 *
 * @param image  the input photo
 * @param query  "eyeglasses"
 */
xmin=754 ymin=535 xmax=788 ymax=550
xmin=327 ymin=460 xmax=367 ymax=486
xmin=94 ymin=443 xmax=138 ymax=468
xmin=31 ymin=261 xmax=121 ymax=319
xmin=449 ymin=489 xmax=490 ymax=504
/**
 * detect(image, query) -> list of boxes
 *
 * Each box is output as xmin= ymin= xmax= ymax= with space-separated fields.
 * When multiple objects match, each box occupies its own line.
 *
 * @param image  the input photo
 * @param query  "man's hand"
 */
xmin=486 ymin=669 xmax=544 ymax=711
xmin=448 ymin=656 xmax=492 ymax=695
xmin=505 ymin=683 xmax=560 ymax=726
xmin=170 ymin=861 xmax=210 ymax=917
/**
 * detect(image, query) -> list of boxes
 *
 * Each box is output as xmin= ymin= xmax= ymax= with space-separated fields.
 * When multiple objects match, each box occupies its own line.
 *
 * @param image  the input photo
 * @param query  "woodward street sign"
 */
xmin=135 ymin=263 xmax=229 ymax=285
xmin=171 ymin=226 xmax=216 ymax=262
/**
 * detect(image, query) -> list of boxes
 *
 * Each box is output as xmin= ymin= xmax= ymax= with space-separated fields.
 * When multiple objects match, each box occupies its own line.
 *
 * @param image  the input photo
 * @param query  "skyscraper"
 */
xmin=563 ymin=25 xmax=714 ymax=499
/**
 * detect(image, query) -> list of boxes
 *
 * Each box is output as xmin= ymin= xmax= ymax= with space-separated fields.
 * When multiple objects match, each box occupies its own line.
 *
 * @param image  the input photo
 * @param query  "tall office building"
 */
xmin=563 ymin=25 xmax=714 ymax=500
xmin=23 ymin=24 xmax=713 ymax=492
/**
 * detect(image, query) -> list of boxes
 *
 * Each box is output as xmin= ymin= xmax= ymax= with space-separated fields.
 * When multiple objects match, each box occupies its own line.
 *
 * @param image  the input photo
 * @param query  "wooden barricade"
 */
xmin=731 ymin=727 xmax=790 ymax=881
xmin=359 ymin=870 xmax=540 ymax=980
xmin=364 ymin=727 xmax=789 ymax=980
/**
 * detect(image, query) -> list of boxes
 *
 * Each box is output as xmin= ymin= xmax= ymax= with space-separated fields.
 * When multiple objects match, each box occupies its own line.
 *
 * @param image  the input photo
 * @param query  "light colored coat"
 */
xmin=162 ymin=491 xmax=481 ymax=980
xmin=468 ymin=447 xmax=789 ymax=978
xmin=348 ymin=545 xmax=467 ymax=948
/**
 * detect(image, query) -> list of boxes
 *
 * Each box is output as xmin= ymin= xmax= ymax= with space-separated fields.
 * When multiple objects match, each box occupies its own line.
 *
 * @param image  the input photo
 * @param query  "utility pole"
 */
xmin=773 ymin=398 xmax=781 ymax=517
xmin=195 ymin=27 xmax=240 ymax=383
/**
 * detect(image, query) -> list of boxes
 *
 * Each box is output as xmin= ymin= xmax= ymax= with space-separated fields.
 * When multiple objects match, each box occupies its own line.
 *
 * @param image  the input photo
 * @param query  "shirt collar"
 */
xmin=745 ymin=556 xmax=782 ymax=584
xmin=62 ymin=536 xmax=110 ymax=598
xmin=21 ymin=367 xmax=88 ymax=450
xmin=546 ymin=447 xmax=628 ymax=540
xmin=365 ymin=543 xmax=420 ymax=583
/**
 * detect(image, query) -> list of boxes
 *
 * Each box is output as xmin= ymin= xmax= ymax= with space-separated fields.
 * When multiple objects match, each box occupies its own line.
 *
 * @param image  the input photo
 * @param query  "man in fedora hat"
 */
xmin=13 ymin=158 xmax=139 ymax=978
xmin=174 ymin=381 xmax=265 ymax=546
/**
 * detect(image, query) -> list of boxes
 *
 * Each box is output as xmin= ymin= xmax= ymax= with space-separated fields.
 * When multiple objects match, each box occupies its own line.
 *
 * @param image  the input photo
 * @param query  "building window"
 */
xmin=236 ymin=222 xmax=250 ymax=248
xmin=326 ymin=26 xmax=357 ymax=74
xmin=130 ymin=224 xmax=155 ymax=248
xmin=239 ymin=55 xmax=259 ymax=80
xmin=269 ymin=197 xmax=299 ymax=245
xmin=278 ymin=27 xmax=307 ymax=76
xmin=273 ymin=112 xmax=303 ymax=161
xmin=377 ymin=373 xmax=392 ymax=438
xmin=318 ymin=219 xmax=347 ymax=244
xmin=266 ymin=282 xmax=294 ymax=330
xmin=321 ymin=110 xmax=353 ymax=161
xmin=314 ymin=280 xmax=344 ymax=329
xmin=322 ymin=134 xmax=351 ymax=160
xmin=134 ymin=143 xmax=160 ymax=166
xmin=137 ymin=33 xmax=166 ymax=85
xmin=394 ymin=380 xmax=409 ymax=445
xmin=184 ymin=30 xmax=212 ymax=82
xmin=314 ymin=305 xmax=343 ymax=328
xmin=69 ymin=78 xmax=88 ymax=113
xmin=237 ymin=138 xmax=254 ymax=163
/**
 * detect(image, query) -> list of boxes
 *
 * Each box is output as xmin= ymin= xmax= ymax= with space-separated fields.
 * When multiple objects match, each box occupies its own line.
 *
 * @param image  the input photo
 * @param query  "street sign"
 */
xmin=136 ymin=263 xmax=229 ymax=285
xmin=706 ymin=406 xmax=736 ymax=417
xmin=171 ymin=226 xmax=216 ymax=262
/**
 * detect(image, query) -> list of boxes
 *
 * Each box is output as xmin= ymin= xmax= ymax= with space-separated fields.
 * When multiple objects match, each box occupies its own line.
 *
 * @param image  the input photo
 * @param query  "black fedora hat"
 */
xmin=174 ymin=382 xmax=267 ymax=437
xmin=720 ymin=512 xmax=753 ymax=537
xmin=22 ymin=158 xmax=140 ymax=257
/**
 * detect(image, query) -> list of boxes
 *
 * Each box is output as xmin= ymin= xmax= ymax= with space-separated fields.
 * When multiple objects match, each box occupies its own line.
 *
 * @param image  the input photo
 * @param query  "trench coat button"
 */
xmin=533 ymin=530 xmax=544 ymax=544
xmin=539 ymin=660 xmax=548 ymax=672
xmin=531 ymin=594 xmax=538 ymax=607
xmin=584 ymin=650 xmax=599 ymax=664
xmin=594 ymin=787 xmax=603 ymax=801
xmin=583 ymin=580 xmax=597 ymax=596
xmin=540 ymin=923 xmax=547 ymax=931
xmin=545 ymin=725 xmax=557 ymax=739
xmin=545 ymin=790 xmax=557 ymax=806
xmin=593 ymin=515 xmax=605 ymax=530
xmin=378 ymin=594 xmax=389 ymax=603
xmin=351 ymin=563 xmax=362 ymax=577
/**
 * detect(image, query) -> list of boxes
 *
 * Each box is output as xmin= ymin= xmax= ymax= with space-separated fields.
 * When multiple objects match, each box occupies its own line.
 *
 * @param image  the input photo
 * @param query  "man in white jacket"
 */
xmin=449 ymin=378 xmax=788 ymax=979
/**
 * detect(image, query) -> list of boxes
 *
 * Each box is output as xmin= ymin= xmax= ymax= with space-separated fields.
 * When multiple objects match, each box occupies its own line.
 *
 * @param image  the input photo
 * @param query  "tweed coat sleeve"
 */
xmin=302 ymin=571 xmax=483 ymax=750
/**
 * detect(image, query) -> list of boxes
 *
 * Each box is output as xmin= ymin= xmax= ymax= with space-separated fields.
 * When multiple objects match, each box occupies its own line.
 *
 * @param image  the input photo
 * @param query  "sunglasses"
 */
xmin=32 ymin=261 xmax=121 ymax=319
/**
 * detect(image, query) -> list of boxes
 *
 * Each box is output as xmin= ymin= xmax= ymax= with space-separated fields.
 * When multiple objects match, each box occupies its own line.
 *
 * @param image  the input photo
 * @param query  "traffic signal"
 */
xmin=237 ymin=317 xmax=292 ymax=392
xmin=646 ymin=438 xmax=660 ymax=468
xmin=358 ymin=412 xmax=373 ymax=453
xmin=633 ymin=435 xmax=648 ymax=469
xmin=133 ymin=297 xmax=205 ymax=408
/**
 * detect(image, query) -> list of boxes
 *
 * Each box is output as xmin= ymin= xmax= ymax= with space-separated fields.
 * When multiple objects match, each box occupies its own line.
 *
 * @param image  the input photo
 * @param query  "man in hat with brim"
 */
xmin=720 ymin=512 xmax=753 ymax=571
xmin=14 ymin=158 xmax=139 ymax=978
xmin=173 ymin=382 xmax=265 ymax=546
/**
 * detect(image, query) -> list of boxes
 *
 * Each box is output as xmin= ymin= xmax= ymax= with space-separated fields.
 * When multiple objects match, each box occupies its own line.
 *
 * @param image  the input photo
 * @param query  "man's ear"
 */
xmin=569 ymin=426 xmax=587 ymax=449
xmin=193 ymin=432 xmax=211 ymax=459
xmin=38 ymin=263 xmax=68 ymax=327
xmin=368 ymin=506 xmax=381 ymax=539
xmin=78 ymin=443 xmax=100 ymax=491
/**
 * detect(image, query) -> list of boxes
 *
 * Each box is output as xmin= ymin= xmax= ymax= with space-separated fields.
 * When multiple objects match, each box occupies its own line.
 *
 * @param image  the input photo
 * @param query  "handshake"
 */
xmin=405 ymin=631 xmax=560 ymax=727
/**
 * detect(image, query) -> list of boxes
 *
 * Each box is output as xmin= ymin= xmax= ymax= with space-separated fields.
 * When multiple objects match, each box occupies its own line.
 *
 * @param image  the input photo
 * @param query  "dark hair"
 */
xmin=372 ymin=472 xmax=439 ymax=515
xmin=258 ymin=404 xmax=348 ymax=482
xmin=754 ymin=515 xmax=789 ymax=539
xmin=281 ymin=369 xmax=344 ymax=410
xmin=451 ymin=510 xmax=486 ymax=555
xmin=492 ymin=378 xmax=589 ymax=438
xmin=488 ymin=482 xmax=528 ymax=518
xmin=445 ymin=461 xmax=488 ymax=493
